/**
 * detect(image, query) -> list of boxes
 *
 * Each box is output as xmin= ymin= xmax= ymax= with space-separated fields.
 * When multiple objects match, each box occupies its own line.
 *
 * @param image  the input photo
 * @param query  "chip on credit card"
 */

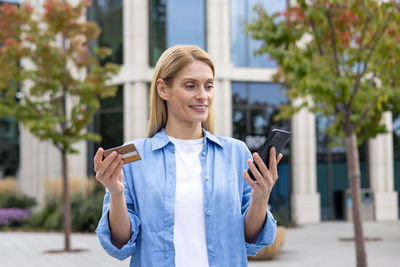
xmin=103 ymin=143 xmax=141 ymax=164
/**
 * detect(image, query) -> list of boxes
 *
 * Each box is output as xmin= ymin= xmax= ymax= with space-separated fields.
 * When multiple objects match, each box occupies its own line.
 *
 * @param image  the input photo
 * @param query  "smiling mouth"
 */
xmin=190 ymin=105 xmax=208 ymax=111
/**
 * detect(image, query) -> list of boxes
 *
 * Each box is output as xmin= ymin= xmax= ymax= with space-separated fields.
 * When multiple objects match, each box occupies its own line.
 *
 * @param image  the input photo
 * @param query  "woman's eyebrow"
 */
xmin=181 ymin=77 xmax=214 ymax=83
xmin=181 ymin=78 xmax=197 ymax=82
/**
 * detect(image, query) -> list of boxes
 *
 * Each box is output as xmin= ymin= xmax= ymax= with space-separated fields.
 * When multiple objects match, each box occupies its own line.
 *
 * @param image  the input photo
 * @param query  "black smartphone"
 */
xmin=247 ymin=129 xmax=291 ymax=180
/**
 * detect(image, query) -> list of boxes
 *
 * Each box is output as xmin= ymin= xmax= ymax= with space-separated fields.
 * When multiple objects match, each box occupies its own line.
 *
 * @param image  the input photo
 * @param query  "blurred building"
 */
xmin=5 ymin=0 xmax=398 ymax=223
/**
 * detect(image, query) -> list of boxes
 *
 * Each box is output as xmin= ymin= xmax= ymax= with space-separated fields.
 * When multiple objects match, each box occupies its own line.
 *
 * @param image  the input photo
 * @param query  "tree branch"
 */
xmin=310 ymin=19 xmax=324 ymax=55
xmin=349 ymin=13 xmax=390 ymax=108
xmin=363 ymin=14 xmax=391 ymax=73
xmin=369 ymin=55 xmax=390 ymax=87
xmin=326 ymin=8 xmax=341 ymax=77
xmin=349 ymin=13 xmax=371 ymax=107
xmin=354 ymin=94 xmax=379 ymax=131
xmin=318 ymin=102 xmax=335 ymax=118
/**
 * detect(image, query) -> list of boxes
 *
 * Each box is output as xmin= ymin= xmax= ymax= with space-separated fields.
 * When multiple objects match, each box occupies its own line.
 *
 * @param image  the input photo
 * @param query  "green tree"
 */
xmin=247 ymin=1 xmax=400 ymax=267
xmin=0 ymin=0 xmax=119 ymax=251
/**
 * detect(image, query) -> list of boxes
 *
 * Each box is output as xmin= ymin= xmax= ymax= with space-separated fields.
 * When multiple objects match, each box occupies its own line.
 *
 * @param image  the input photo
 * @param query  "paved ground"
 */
xmin=0 ymin=221 xmax=399 ymax=267
xmin=249 ymin=221 xmax=400 ymax=267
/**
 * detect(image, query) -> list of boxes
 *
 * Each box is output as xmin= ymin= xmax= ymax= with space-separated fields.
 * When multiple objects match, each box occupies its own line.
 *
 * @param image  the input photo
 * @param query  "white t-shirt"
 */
xmin=168 ymin=136 xmax=209 ymax=267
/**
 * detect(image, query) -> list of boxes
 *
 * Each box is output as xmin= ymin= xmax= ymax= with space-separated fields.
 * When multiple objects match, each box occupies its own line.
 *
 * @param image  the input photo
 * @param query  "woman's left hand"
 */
xmin=243 ymin=147 xmax=283 ymax=202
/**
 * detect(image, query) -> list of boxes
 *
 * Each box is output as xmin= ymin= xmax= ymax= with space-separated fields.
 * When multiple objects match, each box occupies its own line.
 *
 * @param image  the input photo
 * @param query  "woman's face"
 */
xmin=158 ymin=60 xmax=214 ymax=129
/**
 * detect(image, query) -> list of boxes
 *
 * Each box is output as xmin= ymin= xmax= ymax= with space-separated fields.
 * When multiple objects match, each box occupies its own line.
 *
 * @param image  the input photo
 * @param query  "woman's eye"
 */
xmin=185 ymin=84 xmax=195 ymax=89
xmin=205 ymin=84 xmax=214 ymax=90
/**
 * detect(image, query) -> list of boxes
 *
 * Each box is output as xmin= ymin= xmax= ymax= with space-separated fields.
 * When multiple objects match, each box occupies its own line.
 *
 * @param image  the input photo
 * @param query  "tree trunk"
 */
xmin=345 ymin=132 xmax=368 ymax=267
xmin=62 ymin=149 xmax=71 ymax=252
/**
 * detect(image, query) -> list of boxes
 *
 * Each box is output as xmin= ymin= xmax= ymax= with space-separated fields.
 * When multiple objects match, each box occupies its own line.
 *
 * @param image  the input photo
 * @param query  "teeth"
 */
xmin=192 ymin=106 xmax=206 ymax=110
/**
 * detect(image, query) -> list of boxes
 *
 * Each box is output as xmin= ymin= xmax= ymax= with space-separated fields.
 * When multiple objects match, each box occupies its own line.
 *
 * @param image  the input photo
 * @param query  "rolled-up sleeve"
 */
xmin=96 ymin=165 xmax=141 ymax=261
xmin=243 ymin=208 xmax=277 ymax=256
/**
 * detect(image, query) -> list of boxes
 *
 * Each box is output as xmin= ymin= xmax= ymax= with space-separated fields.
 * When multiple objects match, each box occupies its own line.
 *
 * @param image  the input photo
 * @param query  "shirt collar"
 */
xmin=151 ymin=128 xmax=223 ymax=151
xmin=202 ymin=128 xmax=223 ymax=148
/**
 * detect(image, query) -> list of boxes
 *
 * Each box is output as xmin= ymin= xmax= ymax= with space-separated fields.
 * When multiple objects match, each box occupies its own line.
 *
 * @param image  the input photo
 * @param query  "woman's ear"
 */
xmin=157 ymin=79 xmax=168 ymax=101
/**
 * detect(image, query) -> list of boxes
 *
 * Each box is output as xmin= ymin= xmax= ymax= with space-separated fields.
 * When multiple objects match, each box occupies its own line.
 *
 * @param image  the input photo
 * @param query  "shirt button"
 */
xmin=204 ymin=176 xmax=209 ymax=181
xmin=201 ymin=151 xmax=206 ymax=157
xmin=209 ymin=246 xmax=214 ymax=252
xmin=206 ymin=211 xmax=212 ymax=216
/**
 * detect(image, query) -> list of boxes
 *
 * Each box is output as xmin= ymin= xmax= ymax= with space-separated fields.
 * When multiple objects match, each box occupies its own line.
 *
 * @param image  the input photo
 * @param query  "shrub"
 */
xmin=28 ymin=181 xmax=105 ymax=232
xmin=0 ymin=193 xmax=37 ymax=209
xmin=28 ymin=201 xmax=63 ymax=230
xmin=0 ymin=192 xmax=37 ymax=228
xmin=71 ymin=191 xmax=104 ymax=232
xmin=0 ymin=208 xmax=31 ymax=226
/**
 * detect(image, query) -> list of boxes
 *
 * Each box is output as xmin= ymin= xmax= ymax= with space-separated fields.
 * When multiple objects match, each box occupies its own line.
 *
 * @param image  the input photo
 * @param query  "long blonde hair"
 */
xmin=147 ymin=45 xmax=215 ymax=137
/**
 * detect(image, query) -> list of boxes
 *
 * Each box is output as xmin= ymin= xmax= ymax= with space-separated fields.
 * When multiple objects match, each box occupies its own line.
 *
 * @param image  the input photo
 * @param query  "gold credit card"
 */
xmin=103 ymin=144 xmax=141 ymax=164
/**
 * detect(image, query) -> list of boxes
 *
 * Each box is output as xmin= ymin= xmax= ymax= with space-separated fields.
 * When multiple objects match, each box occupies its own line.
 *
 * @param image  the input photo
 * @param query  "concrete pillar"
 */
xmin=206 ymin=0 xmax=231 ymax=65
xmin=123 ymin=82 xmax=149 ymax=141
xmin=19 ymin=127 xmax=86 ymax=208
xmin=290 ymin=98 xmax=320 ymax=224
xmin=122 ymin=0 xmax=150 ymax=142
xmin=368 ymin=112 xmax=398 ymax=221
xmin=123 ymin=0 xmax=148 ymax=67
xmin=213 ymin=79 xmax=232 ymax=137
xmin=206 ymin=0 xmax=232 ymax=137
xmin=68 ymin=141 xmax=87 ymax=178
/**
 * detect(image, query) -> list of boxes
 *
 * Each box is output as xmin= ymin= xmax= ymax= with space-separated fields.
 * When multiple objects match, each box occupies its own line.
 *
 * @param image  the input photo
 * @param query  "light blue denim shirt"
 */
xmin=96 ymin=128 xmax=277 ymax=267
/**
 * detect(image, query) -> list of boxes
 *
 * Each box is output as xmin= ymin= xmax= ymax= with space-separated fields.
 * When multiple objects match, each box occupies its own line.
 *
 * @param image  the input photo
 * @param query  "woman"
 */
xmin=94 ymin=45 xmax=282 ymax=267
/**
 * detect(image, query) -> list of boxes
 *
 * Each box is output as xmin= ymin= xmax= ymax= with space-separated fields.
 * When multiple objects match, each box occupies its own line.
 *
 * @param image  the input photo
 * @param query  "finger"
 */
xmin=243 ymin=170 xmax=258 ymax=189
xmin=105 ymin=154 xmax=123 ymax=179
xmin=247 ymin=159 xmax=264 ymax=184
xmin=276 ymin=153 xmax=283 ymax=165
xmin=117 ymin=160 xmax=124 ymax=182
xmin=110 ymin=158 xmax=124 ymax=181
xmin=268 ymin=151 xmax=281 ymax=183
xmin=93 ymin=147 xmax=104 ymax=173
xmin=269 ymin=147 xmax=278 ymax=174
xmin=253 ymin=152 xmax=269 ymax=181
xmin=97 ymin=151 xmax=119 ymax=177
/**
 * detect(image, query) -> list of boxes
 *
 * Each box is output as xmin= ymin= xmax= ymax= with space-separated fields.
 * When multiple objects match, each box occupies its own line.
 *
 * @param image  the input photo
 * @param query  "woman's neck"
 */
xmin=165 ymin=122 xmax=203 ymax=140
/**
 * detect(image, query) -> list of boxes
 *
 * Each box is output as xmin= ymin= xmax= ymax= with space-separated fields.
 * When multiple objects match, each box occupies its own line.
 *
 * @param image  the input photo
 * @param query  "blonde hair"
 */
xmin=147 ymin=45 xmax=215 ymax=137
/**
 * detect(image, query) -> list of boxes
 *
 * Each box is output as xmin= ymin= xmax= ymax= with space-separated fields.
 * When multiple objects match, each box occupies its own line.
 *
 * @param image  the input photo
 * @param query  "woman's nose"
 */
xmin=196 ymin=87 xmax=207 ymax=100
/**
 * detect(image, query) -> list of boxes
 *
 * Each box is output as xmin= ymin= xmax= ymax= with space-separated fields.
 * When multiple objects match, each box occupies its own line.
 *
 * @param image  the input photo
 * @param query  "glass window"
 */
xmin=0 ymin=1 xmax=20 ymax=4
xmin=0 ymin=117 xmax=19 ymax=176
xmin=232 ymin=82 xmax=291 ymax=223
xmin=150 ymin=0 xmax=167 ymax=67
xmin=231 ymin=0 xmax=287 ymax=67
xmin=95 ymin=86 xmax=123 ymax=149
xmin=87 ymin=86 xmax=123 ymax=176
xmin=393 ymin=113 xmax=400 ymax=218
xmin=0 ymin=0 xmax=21 ymax=177
xmin=88 ymin=0 xmax=123 ymax=65
xmin=150 ymin=0 xmax=206 ymax=66
xmin=316 ymin=115 xmax=369 ymax=221
xmin=232 ymin=82 xmax=289 ymax=146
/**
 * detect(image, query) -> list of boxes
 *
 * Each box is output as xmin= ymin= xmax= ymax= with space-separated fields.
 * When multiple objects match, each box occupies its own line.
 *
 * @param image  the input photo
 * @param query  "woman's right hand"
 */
xmin=94 ymin=148 xmax=125 ymax=196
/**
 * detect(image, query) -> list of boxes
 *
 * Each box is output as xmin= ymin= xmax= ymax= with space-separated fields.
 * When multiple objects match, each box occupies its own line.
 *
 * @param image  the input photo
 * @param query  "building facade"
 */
xmin=14 ymin=0 xmax=399 ymax=223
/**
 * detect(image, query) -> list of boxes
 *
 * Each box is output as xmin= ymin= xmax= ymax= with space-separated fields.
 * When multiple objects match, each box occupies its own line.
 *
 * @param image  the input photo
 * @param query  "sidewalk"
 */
xmin=0 ymin=221 xmax=399 ymax=267
xmin=249 ymin=221 xmax=400 ymax=267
